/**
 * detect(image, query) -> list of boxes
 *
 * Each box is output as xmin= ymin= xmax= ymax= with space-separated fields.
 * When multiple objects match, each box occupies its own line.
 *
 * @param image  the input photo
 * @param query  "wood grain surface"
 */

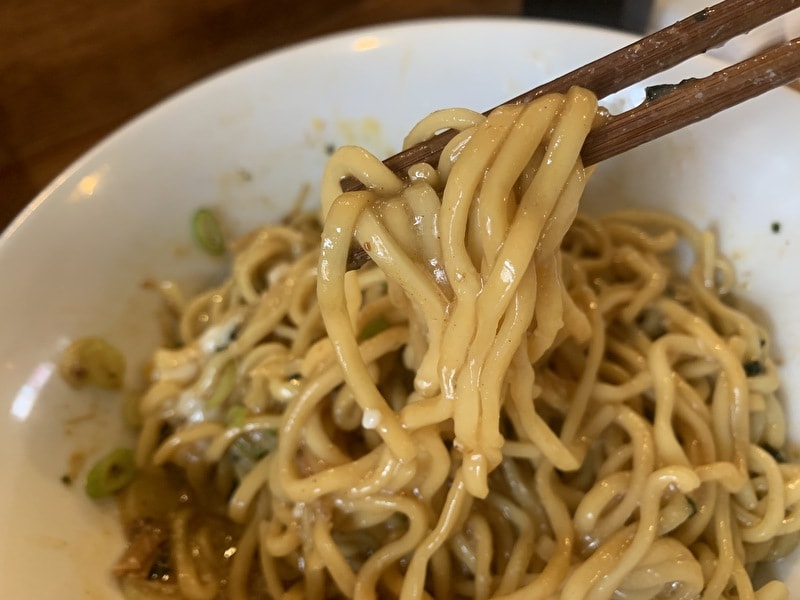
xmin=0 ymin=0 xmax=521 ymax=228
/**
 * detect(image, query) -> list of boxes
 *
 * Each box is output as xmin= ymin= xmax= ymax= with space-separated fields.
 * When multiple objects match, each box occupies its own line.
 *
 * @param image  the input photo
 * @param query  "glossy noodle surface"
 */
xmin=120 ymin=87 xmax=800 ymax=599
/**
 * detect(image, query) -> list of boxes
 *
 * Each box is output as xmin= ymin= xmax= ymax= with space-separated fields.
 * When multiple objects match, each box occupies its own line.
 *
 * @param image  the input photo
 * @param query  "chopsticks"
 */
xmin=341 ymin=0 xmax=798 ymax=187
xmin=342 ymin=0 xmax=800 ymax=268
xmin=583 ymin=36 xmax=800 ymax=165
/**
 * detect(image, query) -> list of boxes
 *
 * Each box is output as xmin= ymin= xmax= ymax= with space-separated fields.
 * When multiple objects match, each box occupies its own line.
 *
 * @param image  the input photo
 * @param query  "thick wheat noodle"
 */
xmin=124 ymin=86 xmax=800 ymax=599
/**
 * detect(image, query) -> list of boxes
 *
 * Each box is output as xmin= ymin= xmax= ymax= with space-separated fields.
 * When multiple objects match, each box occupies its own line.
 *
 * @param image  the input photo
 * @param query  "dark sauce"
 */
xmin=114 ymin=464 xmax=244 ymax=598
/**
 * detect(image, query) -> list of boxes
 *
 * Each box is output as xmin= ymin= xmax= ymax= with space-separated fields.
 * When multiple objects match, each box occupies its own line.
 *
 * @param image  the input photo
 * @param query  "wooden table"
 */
xmin=0 ymin=0 xmax=522 ymax=230
xmin=3 ymin=1 xmax=797 ymax=231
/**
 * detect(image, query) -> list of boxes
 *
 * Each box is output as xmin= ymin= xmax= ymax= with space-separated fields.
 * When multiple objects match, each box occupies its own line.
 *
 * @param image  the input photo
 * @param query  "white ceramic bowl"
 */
xmin=1 ymin=18 xmax=799 ymax=598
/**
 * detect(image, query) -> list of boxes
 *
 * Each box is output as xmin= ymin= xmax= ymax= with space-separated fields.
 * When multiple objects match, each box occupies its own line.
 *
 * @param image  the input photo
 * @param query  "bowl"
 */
xmin=1 ymin=18 xmax=799 ymax=598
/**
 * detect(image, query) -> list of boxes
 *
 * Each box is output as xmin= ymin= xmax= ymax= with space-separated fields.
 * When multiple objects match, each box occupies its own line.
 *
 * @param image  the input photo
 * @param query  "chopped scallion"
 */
xmin=191 ymin=208 xmax=226 ymax=256
xmin=59 ymin=336 xmax=126 ymax=390
xmin=229 ymin=433 xmax=276 ymax=480
xmin=85 ymin=447 xmax=137 ymax=498
xmin=225 ymin=405 xmax=248 ymax=428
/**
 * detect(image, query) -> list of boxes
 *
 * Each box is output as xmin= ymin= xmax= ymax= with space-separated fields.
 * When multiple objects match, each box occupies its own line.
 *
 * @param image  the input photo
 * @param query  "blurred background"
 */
xmin=1 ymin=0 xmax=795 ymax=230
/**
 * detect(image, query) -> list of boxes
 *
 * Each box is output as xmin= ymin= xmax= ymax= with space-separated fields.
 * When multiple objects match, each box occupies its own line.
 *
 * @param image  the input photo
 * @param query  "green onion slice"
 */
xmin=59 ymin=336 xmax=126 ymax=390
xmin=225 ymin=405 xmax=248 ymax=428
xmin=192 ymin=208 xmax=226 ymax=256
xmin=85 ymin=447 xmax=137 ymax=498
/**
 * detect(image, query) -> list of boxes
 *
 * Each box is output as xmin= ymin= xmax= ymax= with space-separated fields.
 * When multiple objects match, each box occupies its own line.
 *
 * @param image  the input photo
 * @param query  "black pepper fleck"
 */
xmin=743 ymin=360 xmax=766 ymax=377
xmin=771 ymin=221 xmax=781 ymax=234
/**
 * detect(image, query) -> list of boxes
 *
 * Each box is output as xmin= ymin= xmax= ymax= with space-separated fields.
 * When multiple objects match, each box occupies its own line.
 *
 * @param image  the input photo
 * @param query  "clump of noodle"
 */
xmin=129 ymin=86 xmax=800 ymax=600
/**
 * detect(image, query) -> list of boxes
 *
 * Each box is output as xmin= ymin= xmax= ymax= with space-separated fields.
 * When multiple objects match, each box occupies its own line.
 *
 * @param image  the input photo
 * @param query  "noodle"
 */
xmin=115 ymin=85 xmax=800 ymax=599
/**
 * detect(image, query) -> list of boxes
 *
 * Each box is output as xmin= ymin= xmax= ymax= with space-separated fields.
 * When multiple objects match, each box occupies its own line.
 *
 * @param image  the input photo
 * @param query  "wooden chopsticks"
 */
xmin=583 ymin=36 xmax=800 ymax=165
xmin=342 ymin=0 xmax=799 ymax=269
xmin=341 ymin=0 xmax=799 ymax=189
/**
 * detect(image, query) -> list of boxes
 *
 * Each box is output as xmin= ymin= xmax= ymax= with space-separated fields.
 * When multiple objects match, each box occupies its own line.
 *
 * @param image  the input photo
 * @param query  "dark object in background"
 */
xmin=524 ymin=0 xmax=654 ymax=33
